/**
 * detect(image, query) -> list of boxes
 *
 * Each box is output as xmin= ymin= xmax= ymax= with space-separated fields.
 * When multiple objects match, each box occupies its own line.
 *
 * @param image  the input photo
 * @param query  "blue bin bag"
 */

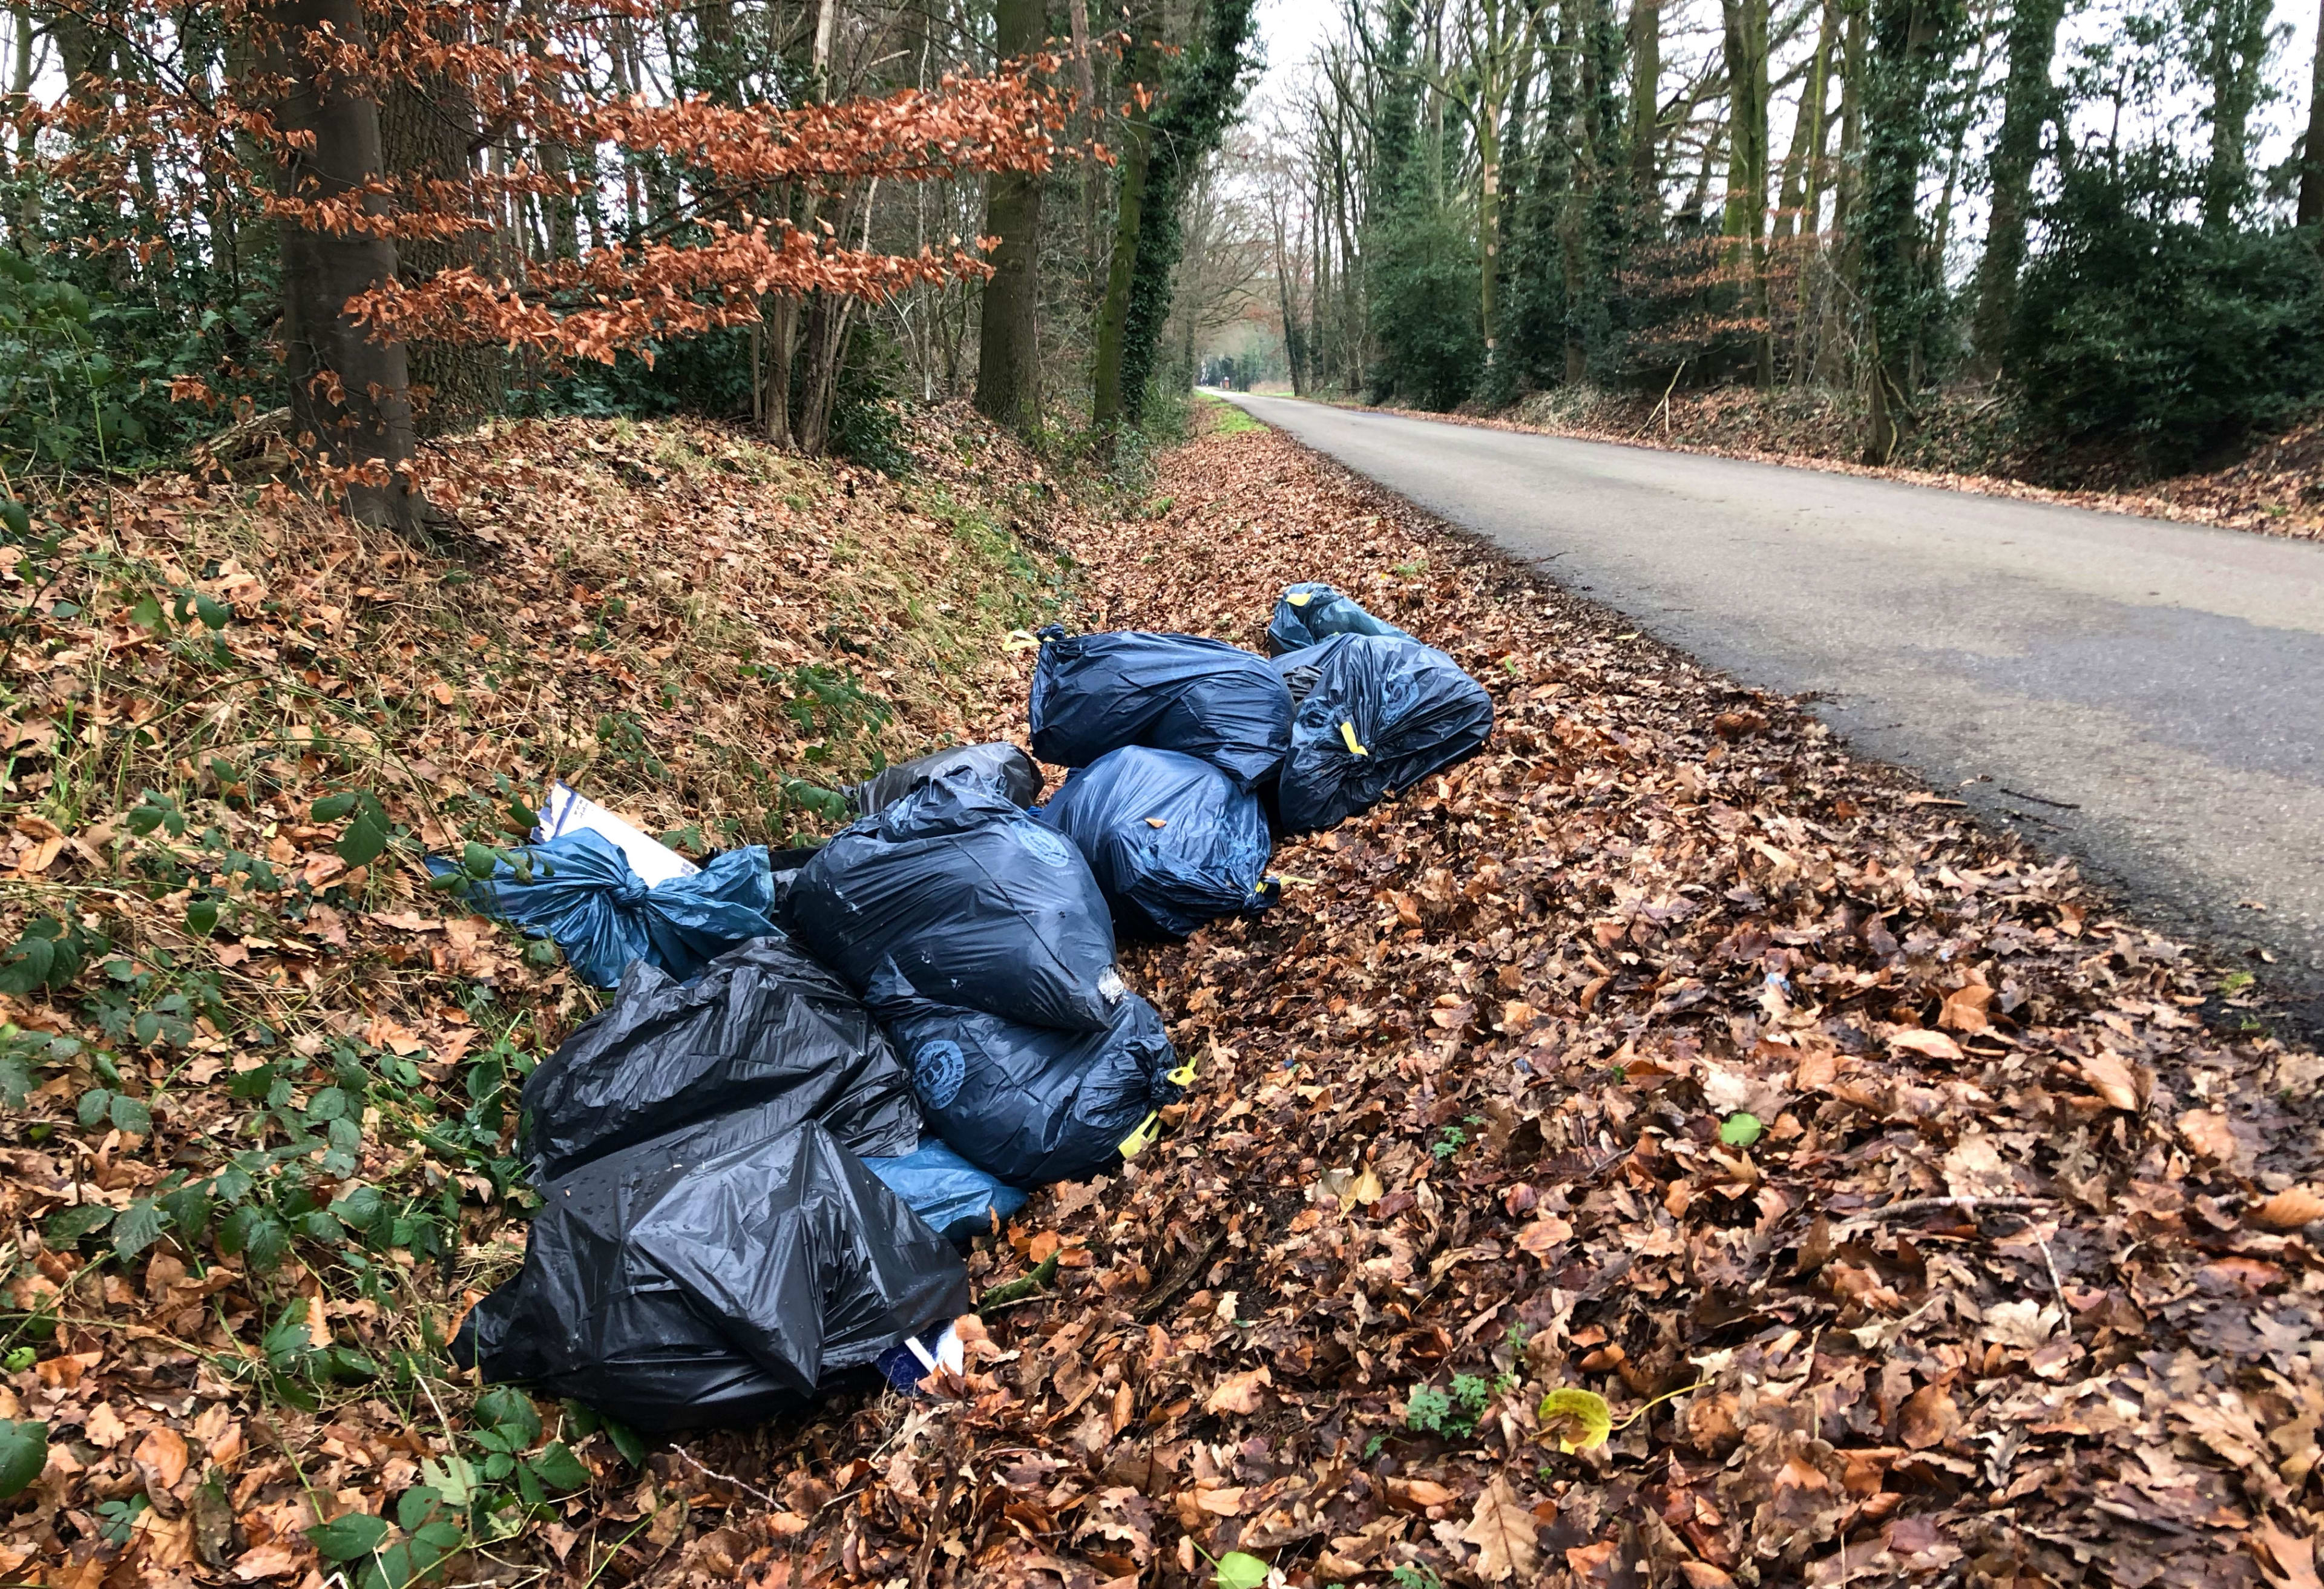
xmin=1028 ymin=626 xmax=1293 ymax=791
xmin=847 ymin=742 xmax=1042 ymax=815
xmin=869 ymin=966 xmax=1185 ymax=1186
xmin=430 ymin=829 xmax=781 ymax=989
xmin=1040 ymin=746 xmax=1278 ymax=938
xmin=789 ymin=771 xmax=1126 ymax=1033
xmin=520 ymin=936 xmax=921 ymax=1185
xmin=1265 ymin=582 xmax=1414 ymax=657
xmin=451 ymin=1110 xmax=969 ymax=1435
xmin=1274 ymin=634 xmax=1495 ymax=832
xmin=865 ymin=1139 xmax=1029 ymax=1241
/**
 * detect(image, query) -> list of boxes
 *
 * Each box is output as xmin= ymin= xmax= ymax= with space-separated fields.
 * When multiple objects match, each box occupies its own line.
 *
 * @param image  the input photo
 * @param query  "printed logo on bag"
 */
xmin=1017 ymin=823 xmax=1077 ymax=869
xmin=914 ymin=1039 xmax=967 ymax=1108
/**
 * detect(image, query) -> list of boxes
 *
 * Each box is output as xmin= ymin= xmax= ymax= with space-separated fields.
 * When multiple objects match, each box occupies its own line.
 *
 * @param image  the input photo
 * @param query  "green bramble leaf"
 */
xmin=304 ymin=1512 xmax=389 ymax=1562
xmin=1718 ymin=1112 xmax=1764 ymax=1147
xmin=0 ymin=1420 xmax=48 ymax=1498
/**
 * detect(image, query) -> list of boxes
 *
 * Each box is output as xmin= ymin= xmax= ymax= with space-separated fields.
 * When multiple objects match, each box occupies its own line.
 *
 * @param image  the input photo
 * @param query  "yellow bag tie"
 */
xmin=1287 ymin=591 xmax=1311 ymax=607
xmin=1340 ymin=720 xmax=1368 ymax=756
xmin=1117 ymin=1113 xmax=1162 ymax=1159
xmin=1166 ymin=1050 xmax=1200 ymax=1088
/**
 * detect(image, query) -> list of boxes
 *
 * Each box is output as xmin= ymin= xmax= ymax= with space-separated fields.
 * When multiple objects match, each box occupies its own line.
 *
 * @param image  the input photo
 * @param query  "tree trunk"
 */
xmin=381 ymin=6 xmax=502 ymax=436
xmin=1966 ymin=0 xmax=2063 ymax=377
xmin=2302 ymin=0 xmax=2324 ymax=226
xmin=268 ymin=0 xmax=420 ymax=532
xmin=1721 ymin=0 xmax=1772 ymax=383
xmin=1091 ymin=15 xmax=1158 ymax=432
xmin=1856 ymin=0 xmax=1963 ymax=462
xmin=1629 ymin=0 xmax=1662 ymax=193
xmin=2201 ymin=0 xmax=2270 ymax=228
xmin=974 ymin=0 xmax=1046 ymax=430
xmin=1772 ymin=0 xmax=1833 ymax=243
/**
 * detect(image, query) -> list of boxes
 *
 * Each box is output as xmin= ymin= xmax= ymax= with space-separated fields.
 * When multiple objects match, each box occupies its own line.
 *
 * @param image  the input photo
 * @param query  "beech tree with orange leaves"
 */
xmin=7 ymin=1 xmax=1068 ymax=528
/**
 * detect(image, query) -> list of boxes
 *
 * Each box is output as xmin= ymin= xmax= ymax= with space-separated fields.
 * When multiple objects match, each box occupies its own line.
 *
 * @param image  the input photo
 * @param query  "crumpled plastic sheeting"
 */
xmin=869 ymin=966 xmax=1184 ymax=1186
xmin=1040 ymin=746 xmax=1277 ymax=938
xmin=520 ymin=936 xmax=921 ymax=1184
xmin=1028 ymin=626 xmax=1293 ymax=791
xmin=433 ymin=829 xmax=780 ymax=989
xmin=453 ymin=1111 xmax=968 ymax=1434
xmin=1273 ymin=634 xmax=1495 ymax=832
xmin=865 ymin=1139 xmax=1029 ymax=1242
xmin=1264 ymin=581 xmax=1413 ymax=657
xmin=789 ymin=772 xmax=1125 ymax=1033
xmin=846 ymin=742 xmax=1042 ymax=815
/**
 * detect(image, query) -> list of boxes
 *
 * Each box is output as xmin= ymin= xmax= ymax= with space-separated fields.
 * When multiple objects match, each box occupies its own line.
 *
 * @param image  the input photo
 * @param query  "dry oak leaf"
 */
xmin=1887 ymin=1028 xmax=1963 ymax=1062
xmin=230 ymin=1542 xmax=305 ymax=1582
xmin=2078 ymin=1050 xmax=2142 ymax=1112
xmin=1898 ymin=1383 xmax=1960 ymax=1450
xmin=134 ymin=1425 xmax=189 ymax=1491
xmin=1515 ymin=1214 xmax=1574 ymax=1259
xmin=84 ymin=1401 xmax=128 ymax=1448
xmin=2253 ymin=1519 xmax=2324 ymax=1589
xmin=1204 ymin=1366 xmax=1272 ymax=1416
xmin=1938 ymin=981 xmax=1994 ymax=1034
xmin=2248 ymin=1187 xmax=2324 ymax=1231
xmin=1460 ymin=1473 xmax=1540 ymax=1584
xmin=2179 ymin=1109 xmax=2240 ymax=1165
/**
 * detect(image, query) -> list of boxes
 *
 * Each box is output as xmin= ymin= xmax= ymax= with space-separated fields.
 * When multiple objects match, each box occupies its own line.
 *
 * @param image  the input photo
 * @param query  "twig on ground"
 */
xmin=671 ymin=1445 xmax=782 ymax=1511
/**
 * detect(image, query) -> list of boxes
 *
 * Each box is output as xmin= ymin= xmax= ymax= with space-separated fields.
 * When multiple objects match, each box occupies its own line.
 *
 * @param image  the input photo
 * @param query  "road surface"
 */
xmin=1216 ymin=390 xmax=2324 ymax=1019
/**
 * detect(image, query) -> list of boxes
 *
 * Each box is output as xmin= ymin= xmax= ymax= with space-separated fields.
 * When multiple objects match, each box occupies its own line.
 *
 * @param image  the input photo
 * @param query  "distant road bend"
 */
xmin=1215 ymin=390 xmax=2324 ymax=1019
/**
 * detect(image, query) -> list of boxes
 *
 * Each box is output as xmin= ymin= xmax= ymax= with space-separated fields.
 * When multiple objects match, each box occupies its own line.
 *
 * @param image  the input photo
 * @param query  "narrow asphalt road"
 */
xmin=1218 ymin=390 xmax=2324 ymax=1020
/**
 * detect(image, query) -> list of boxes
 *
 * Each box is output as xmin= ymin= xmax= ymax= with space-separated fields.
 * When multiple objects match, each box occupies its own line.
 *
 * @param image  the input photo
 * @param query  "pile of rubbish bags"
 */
xmin=445 ymin=580 xmax=1492 ymax=1430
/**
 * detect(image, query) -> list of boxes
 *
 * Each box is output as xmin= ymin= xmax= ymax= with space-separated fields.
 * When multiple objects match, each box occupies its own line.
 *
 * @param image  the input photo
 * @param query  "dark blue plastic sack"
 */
xmin=1029 ymin=626 xmax=1293 ymax=791
xmin=870 ymin=967 xmax=1184 ymax=1186
xmin=431 ymin=831 xmax=781 ymax=989
xmin=847 ymin=742 xmax=1042 ymax=815
xmin=789 ymin=772 xmax=1125 ymax=1033
xmin=1265 ymin=582 xmax=1413 ymax=656
xmin=452 ymin=1111 xmax=967 ymax=1434
xmin=1040 ymin=746 xmax=1277 ymax=938
xmin=865 ymin=1139 xmax=1029 ymax=1241
xmin=1274 ymin=635 xmax=1495 ymax=832
xmin=520 ymin=936 xmax=921 ymax=1184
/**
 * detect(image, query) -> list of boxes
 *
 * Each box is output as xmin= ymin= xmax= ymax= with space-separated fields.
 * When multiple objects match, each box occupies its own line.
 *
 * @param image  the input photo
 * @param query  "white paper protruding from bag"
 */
xmin=532 ymin=782 xmax=700 ymax=887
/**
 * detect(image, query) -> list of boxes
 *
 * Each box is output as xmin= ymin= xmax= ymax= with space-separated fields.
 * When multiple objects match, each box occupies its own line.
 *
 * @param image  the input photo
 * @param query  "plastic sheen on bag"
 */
xmin=847 ymin=742 xmax=1042 ymax=815
xmin=520 ymin=936 xmax=921 ymax=1185
xmin=1264 ymin=582 xmax=1414 ymax=657
xmin=452 ymin=1112 xmax=969 ymax=1434
xmin=429 ymin=829 xmax=781 ymax=989
xmin=1273 ymin=634 xmax=1495 ymax=832
xmin=864 ymin=1139 xmax=1029 ymax=1242
xmin=1040 ymin=746 xmax=1277 ymax=938
xmin=868 ymin=966 xmax=1185 ymax=1187
xmin=789 ymin=771 xmax=1125 ymax=1033
xmin=1028 ymin=626 xmax=1293 ymax=791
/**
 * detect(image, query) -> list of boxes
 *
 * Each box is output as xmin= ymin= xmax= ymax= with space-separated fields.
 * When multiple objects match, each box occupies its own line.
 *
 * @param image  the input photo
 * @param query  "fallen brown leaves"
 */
xmin=631 ymin=407 xmax=2322 ymax=1589
xmin=7 ymin=400 xmax=2323 ymax=1589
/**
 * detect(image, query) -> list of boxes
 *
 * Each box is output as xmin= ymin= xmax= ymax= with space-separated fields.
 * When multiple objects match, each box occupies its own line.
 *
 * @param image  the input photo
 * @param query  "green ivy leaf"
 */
xmin=45 ymin=1203 xmax=114 ymax=1243
xmin=0 ymin=499 xmax=31 ymax=539
xmin=111 ymin=1198 xmax=164 ymax=1259
xmin=193 ymin=592 xmax=229 ymax=631
xmin=186 ymin=899 xmax=219 ymax=936
xmin=474 ymin=1385 xmax=541 ymax=1449
xmin=1718 ymin=1111 xmax=1764 ymax=1147
xmin=524 ymin=1441 xmax=591 ymax=1494
xmin=1214 ymin=1553 xmax=1270 ymax=1589
xmin=337 ymin=798 xmax=391 ymax=868
xmin=304 ymin=1512 xmax=389 ymax=1562
xmin=0 ymin=1419 xmax=48 ymax=1498
xmin=602 ymin=1416 xmax=645 ymax=1468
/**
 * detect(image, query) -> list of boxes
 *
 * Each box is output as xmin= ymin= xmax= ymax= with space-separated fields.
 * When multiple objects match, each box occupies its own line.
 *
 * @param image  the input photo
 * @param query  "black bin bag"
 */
xmin=452 ymin=1110 xmax=969 ymax=1434
xmin=520 ymin=936 xmax=921 ymax=1184
xmin=847 ymin=742 xmax=1042 ymax=815
xmin=1265 ymin=582 xmax=1413 ymax=657
xmin=1028 ymin=627 xmax=1293 ymax=791
xmin=869 ymin=967 xmax=1186 ymax=1186
xmin=789 ymin=771 xmax=1126 ymax=1033
xmin=1274 ymin=634 xmax=1495 ymax=832
xmin=1040 ymin=746 xmax=1277 ymax=938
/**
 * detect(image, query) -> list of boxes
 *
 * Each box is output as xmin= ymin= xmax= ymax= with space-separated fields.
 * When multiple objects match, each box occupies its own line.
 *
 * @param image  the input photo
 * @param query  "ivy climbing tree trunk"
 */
xmin=974 ymin=0 xmax=1046 ymax=430
xmin=1629 ymin=0 xmax=1662 ymax=194
xmin=1967 ymin=0 xmax=2065 ymax=378
xmin=2303 ymin=0 xmax=2324 ymax=226
xmin=2198 ymin=0 xmax=2270 ymax=228
xmin=1091 ymin=0 xmax=1158 ymax=432
xmin=268 ymin=0 xmax=421 ymax=532
xmin=1721 ymin=0 xmax=1772 ymax=383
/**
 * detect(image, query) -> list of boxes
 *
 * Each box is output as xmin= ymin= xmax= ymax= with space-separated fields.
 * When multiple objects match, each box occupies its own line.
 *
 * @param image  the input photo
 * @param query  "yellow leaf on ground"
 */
xmin=2249 ymin=1187 xmax=2324 ymax=1230
xmin=1537 ymin=1389 xmax=1612 ymax=1453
